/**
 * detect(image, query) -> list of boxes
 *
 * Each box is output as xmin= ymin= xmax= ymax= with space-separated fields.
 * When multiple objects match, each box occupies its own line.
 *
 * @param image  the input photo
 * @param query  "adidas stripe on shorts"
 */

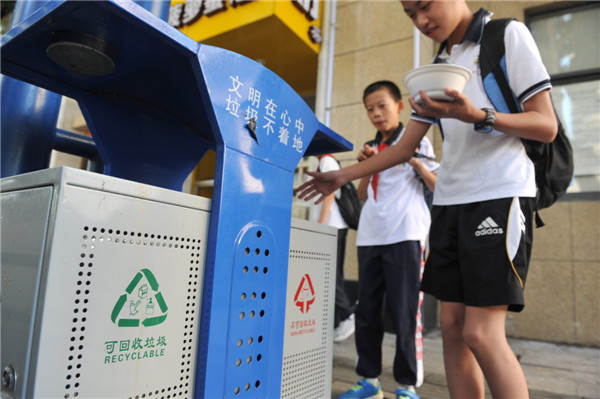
xmin=421 ymin=197 xmax=534 ymax=312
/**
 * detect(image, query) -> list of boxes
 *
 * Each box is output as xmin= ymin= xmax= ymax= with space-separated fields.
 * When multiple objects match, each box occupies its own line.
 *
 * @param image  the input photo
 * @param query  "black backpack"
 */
xmin=435 ymin=18 xmax=574 ymax=227
xmin=336 ymin=181 xmax=363 ymax=230
xmin=323 ymin=156 xmax=363 ymax=230
xmin=412 ymin=152 xmax=435 ymax=210
xmin=479 ymin=18 xmax=574 ymax=227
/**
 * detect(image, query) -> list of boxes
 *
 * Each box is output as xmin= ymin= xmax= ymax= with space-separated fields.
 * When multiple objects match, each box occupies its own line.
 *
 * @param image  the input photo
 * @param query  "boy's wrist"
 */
xmin=471 ymin=107 xmax=488 ymax=124
xmin=346 ymin=158 xmax=369 ymax=183
xmin=474 ymin=108 xmax=496 ymax=133
xmin=339 ymin=167 xmax=351 ymax=185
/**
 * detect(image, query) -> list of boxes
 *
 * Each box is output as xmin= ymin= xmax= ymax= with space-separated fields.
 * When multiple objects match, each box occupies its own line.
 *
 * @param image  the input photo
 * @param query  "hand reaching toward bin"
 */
xmin=295 ymin=168 xmax=347 ymax=205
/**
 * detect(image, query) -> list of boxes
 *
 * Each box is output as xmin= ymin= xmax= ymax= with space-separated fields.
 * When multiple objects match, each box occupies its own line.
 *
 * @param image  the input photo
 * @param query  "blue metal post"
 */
xmin=0 ymin=0 xmax=62 ymax=178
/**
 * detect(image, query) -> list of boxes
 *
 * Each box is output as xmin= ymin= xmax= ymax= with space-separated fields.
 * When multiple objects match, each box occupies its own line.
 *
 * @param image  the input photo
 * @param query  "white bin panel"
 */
xmin=282 ymin=219 xmax=337 ymax=399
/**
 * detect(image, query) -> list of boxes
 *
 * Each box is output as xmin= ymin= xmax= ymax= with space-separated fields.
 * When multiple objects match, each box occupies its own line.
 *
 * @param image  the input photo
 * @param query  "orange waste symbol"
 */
xmin=294 ymin=274 xmax=315 ymax=313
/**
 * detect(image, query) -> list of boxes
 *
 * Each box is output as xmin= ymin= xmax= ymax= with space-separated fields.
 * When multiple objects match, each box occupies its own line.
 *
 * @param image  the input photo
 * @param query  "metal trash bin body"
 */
xmin=1 ymin=167 xmax=211 ymax=398
xmin=1 ymin=1 xmax=351 ymax=398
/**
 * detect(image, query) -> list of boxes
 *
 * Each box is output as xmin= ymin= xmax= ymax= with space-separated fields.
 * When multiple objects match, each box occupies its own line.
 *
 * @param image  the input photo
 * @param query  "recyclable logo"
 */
xmin=294 ymin=274 xmax=315 ymax=313
xmin=111 ymin=269 xmax=168 ymax=327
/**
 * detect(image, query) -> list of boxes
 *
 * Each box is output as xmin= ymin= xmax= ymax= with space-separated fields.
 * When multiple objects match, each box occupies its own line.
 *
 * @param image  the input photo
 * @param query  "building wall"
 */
xmin=328 ymin=0 xmax=599 ymax=347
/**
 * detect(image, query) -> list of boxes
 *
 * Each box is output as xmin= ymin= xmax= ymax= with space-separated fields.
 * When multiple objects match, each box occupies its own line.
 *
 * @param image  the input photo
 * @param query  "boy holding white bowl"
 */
xmin=297 ymin=1 xmax=557 ymax=398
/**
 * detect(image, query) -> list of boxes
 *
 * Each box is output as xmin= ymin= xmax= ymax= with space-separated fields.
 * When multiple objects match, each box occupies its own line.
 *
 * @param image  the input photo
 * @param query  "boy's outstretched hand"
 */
xmin=295 ymin=169 xmax=346 ymax=204
xmin=409 ymin=88 xmax=481 ymax=124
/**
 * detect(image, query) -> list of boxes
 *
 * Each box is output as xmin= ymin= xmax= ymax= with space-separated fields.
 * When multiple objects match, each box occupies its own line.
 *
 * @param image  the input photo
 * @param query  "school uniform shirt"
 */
xmin=411 ymin=9 xmax=551 ymax=206
xmin=316 ymin=155 xmax=348 ymax=229
xmin=356 ymin=130 xmax=438 ymax=247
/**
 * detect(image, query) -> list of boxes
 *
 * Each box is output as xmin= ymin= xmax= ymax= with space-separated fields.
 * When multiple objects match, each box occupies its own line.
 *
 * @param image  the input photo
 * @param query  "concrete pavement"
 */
xmin=331 ymin=330 xmax=600 ymax=399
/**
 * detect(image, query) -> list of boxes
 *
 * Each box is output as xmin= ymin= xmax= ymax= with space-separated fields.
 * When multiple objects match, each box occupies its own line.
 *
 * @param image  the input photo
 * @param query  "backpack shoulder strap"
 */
xmin=480 ymin=18 xmax=521 ymax=114
xmin=433 ymin=42 xmax=447 ymax=64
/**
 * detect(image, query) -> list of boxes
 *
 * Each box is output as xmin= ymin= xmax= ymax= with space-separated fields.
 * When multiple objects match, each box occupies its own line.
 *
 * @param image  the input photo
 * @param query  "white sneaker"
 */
xmin=334 ymin=314 xmax=355 ymax=342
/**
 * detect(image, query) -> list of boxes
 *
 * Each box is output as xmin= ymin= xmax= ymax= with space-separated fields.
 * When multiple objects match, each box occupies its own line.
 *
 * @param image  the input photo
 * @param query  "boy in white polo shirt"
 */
xmin=338 ymin=81 xmax=438 ymax=399
xmin=297 ymin=1 xmax=558 ymax=398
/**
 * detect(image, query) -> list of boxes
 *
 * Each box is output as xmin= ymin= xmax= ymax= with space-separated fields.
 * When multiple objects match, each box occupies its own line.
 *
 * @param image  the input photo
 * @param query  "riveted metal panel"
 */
xmin=282 ymin=219 xmax=337 ymax=399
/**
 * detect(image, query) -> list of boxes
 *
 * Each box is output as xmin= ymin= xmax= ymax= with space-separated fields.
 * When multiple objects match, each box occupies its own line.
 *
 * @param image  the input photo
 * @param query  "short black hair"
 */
xmin=363 ymin=80 xmax=402 ymax=104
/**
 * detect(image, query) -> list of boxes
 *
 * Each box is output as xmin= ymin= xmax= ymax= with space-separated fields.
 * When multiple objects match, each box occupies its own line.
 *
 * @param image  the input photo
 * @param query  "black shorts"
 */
xmin=421 ymin=197 xmax=534 ymax=312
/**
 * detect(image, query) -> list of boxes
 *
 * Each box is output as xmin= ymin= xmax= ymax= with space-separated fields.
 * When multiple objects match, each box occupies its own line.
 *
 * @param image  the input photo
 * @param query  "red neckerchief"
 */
xmin=368 ymin=124 xmax=403 ymax=201
xmin=371 ymin=143 xmax=389 ymax=201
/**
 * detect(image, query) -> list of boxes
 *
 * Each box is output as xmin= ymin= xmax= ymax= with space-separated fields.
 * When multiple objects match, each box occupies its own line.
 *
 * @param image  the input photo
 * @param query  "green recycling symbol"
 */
xmin=111 ymin=268 xmax=168 ymax=327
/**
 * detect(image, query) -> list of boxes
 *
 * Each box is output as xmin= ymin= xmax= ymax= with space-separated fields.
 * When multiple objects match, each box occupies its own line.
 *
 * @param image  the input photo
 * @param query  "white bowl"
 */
xmin=403 ymin=64 xmax=472 ymax=103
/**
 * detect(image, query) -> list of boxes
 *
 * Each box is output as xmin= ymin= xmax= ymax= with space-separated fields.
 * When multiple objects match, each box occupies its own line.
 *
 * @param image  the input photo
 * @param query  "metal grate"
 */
xmin=64 ymin=226 xmax=203 ymax=399
xmin=281 ymin=250 xmax=332 ymax=399
xmin=281 ymin=348 xmax=328 ymax=399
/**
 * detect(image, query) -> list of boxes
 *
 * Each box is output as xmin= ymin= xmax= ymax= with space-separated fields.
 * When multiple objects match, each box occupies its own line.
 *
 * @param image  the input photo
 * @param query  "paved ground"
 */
xmin=331 ymin=330 xmax=600 ymax=399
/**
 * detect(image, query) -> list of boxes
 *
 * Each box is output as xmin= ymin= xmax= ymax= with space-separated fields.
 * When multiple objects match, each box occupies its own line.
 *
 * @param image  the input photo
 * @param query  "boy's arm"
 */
xmin=356 ymin=144 xmax=374 ymax=201
xmin=317 ymin=193 xmax=335 ymax=224
xmin=494 ymin=89 xmax=557 ymax=142
xmin=412 ymin=88 xmax=557 ymax=143
xmin=297 ymin=120 xmax=430 ymax=203
xmin=357 ymin=176 xmax=369 ymax=202
xmin=408 ymin=157 xmax=437 ymax=192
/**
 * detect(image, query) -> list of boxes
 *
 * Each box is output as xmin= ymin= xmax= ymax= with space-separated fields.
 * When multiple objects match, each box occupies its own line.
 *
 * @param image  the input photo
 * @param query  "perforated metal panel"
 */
xmin=223 ymin=224 xmax=277 ymax=397
xmin=282 ymin=219 xmax=337 ymax=399
xmin=54 ymin=226 xmax=203 ymax=399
